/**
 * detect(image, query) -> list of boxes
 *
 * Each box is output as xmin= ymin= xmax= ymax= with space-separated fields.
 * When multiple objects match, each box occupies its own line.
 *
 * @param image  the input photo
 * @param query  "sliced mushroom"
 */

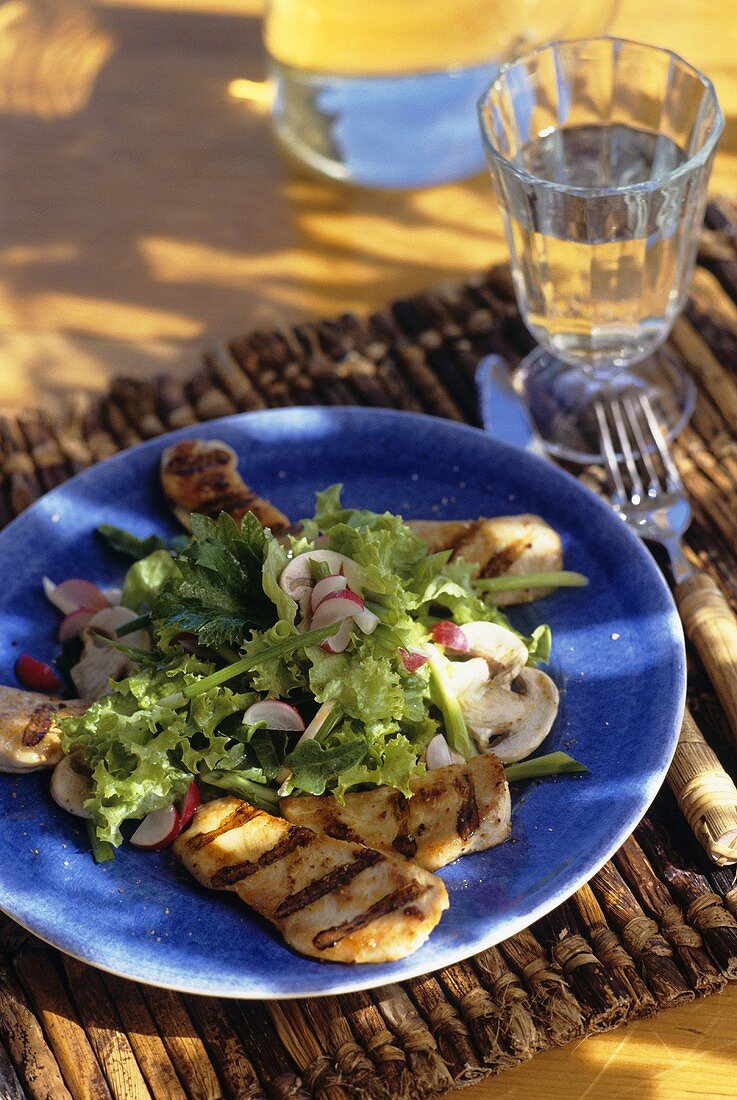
xmin=460 ymin=668 xmax=559 ymax=763
xmin=459 ymin=622 xmax=528 ymax=686
xmin=71 ymin=606 xmax=151 ymax=700
xmin=445 ymin=656 xmax=489 ymax=697
xmin=50 ymin=753 xmax=94 ymax=818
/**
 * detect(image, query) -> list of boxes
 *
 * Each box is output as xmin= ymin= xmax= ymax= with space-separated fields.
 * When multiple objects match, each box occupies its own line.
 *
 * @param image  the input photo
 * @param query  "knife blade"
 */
xmin=475 ymin=355 xmax=545 ymax=457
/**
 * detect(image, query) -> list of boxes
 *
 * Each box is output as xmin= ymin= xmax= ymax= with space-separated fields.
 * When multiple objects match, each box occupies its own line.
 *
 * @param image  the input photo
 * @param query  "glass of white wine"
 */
xmin=478 ymin=37 xmax=723 ymax=462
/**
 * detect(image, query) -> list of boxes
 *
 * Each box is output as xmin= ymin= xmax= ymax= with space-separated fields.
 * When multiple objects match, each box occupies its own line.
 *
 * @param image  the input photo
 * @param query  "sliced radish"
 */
xmin=279 ymin=551 xmax=364 ymax=602
xmin=58 ymin=608 xmax=97 ymax=643
xmin=353 ymin=607 xmax=379 ymax=635
xmin=311 ymin=574 xmax=348 ymax=611
xmin=15 ymin=654 xmax=62 ymax=693
xmin=320 ymin=618 xmax=353 ymax=653
xmin=430 ymin=621 xmax=470 ymax=652
xmin=243 ymin=700 xmax=305 ymax=732
xmin=101 ymin=587 xmax=123 ymax=606
xmin=425 ymin=734 xmax=465 ymax=770
xmin=53 ymin=579 xmax=109 ymax=614
xmin=310 ymin=589 xmax=365 ymax=630
xmin=130 ymin=804 xmax=180 ymax=850
xmin=398 ymin=646 xmax=429 ymax=672
xmin=178 ymin=782 xmax=201 ymax=829
xmin=43 ymin=576 xmax=77 ymax=615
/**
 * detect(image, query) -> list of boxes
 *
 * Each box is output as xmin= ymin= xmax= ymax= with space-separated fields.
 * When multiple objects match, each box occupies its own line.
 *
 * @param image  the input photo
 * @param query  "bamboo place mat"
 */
xmin=3 ymin=201 xmax=737 ymax=1100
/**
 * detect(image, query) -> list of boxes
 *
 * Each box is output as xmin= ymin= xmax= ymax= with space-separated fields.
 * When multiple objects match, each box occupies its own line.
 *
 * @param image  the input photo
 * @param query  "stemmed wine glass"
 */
xmin=477 ymin=37 xmax=723 ymax=462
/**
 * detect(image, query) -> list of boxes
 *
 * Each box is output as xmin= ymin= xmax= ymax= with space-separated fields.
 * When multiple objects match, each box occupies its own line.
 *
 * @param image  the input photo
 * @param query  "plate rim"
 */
xmin=0 ymin=406 xmax=686 ymax=998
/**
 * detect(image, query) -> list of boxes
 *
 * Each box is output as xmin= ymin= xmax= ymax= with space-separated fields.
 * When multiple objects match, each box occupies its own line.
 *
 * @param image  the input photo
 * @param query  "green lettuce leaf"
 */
xmin=122 ymin=550 xmax=177 ymax=612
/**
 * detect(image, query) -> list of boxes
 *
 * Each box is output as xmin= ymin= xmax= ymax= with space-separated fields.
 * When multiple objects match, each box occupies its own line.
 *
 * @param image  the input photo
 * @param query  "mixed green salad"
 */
xmin=53 ymin=487 xmax=586 ymax=854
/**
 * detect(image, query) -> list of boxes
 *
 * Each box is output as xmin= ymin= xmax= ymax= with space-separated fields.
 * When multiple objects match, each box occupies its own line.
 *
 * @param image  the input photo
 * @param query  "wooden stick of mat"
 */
xmin=572 ymin=884 xmax=657 ymax=1018
xmin=109 ymin=379 xmax=166 ymax=441
xmin=675 ymin=572 xmax=737 ymax=759
xmin=591 ymin=862 xmax=694 ymax=1006
xmin=186 ymin=366 xmax=238 ymax=422
xmin=636 ymin=808 xmax=737 ymax=979
xmin=536 ymin=904 xmax=630 ymax=1031
xmin=82 ymin=398 xmax=119 ymax=463
xmin=0 ymin=416 xmax=42 ymax=514
xmin=16 ymin=411 xmax=73 ymax=491
xmin=12 ymin=944 xmax=111 ymax=1100
xmin=472 ymin=946 xmax=543 ymax=1062
xmin=204 ymin=348 xmax=267 ymax=413
xmin=371 ymin=984 xmax=455 ymax=1096
xmin=60 ymin=958 xmax=151 ymax=1100
xmin=100 ymin=975 xmax=187 ymax=1100
xmin=613 ymin=836 xmax=725 ymax=995
xmin=435 ymin=960 xmax=515 ymax=1070
xmin=499 ymin=930 xmax=585 ymax=1046
xmin=102 ymin=397 xmax=143 ymax=451
xmin=227 ymin=1003 xmax=310 ymax=1100
xmin=0 ymin=1035 xmax=26 ymax=1100
xmin=153 ymin=374 xmax=199 ymax=430
xmin=339 ymin=990 xmax=414 ymax=1099
xmin=666 ymin=707 xmax=737 ymax=865
xmin=138 ymin=987 xmax=221 ymax=1100
xmin=265 ymin=1003 xmax=348 ymax=1100
xmin=184 ymin=996 xmax=265 ymax=1100
xmin=297 ymin=998 xmax=377 ymax=1097
xmin=0 ymin=959 xmax=72 ymax=1100
xmin=404 ymin=974 xmax=486 ymax=1086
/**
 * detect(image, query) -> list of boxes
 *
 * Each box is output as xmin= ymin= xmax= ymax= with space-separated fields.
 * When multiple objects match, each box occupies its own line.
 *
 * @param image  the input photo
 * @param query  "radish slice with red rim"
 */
xmin=15 ymin=654 xmax=63 ymax=693
xmin=310 ymin=589 xmax=365 ymax=629
xmin=398 ymin=646 xmax=429 ymax=672
xmin=178 ymin=782 xmax=201 ymax=829
xmin=54 ymin=579 xmax=109 ymax=614
xmin=311 ymin=574 xmax=348 ymax=611
xmin=430 ymin=621 xmax=470 ymax=652
xmin=243 ymin=700 xmax=305 ymax=731
xmin=130 ymin=804 xmax=180 ymax=850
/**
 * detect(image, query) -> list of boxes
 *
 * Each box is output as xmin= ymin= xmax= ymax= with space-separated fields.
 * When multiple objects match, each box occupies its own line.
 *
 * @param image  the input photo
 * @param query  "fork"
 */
xmin=595 ymin=392 xmax=737 ymax=748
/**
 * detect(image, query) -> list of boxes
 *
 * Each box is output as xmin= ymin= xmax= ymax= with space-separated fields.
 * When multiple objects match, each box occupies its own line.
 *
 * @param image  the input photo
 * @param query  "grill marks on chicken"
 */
xmin=281 ymin=754 xmax=511 ymax=872
xmin=174 ymin=796 xmax=448 ymax=963
xmin=0 ymin=686 xmax=87 ymax=773
xmin=407 ymin=515 xmax=563 ymax=606
xmin=160 ymin=439 xmax=290 ymax=536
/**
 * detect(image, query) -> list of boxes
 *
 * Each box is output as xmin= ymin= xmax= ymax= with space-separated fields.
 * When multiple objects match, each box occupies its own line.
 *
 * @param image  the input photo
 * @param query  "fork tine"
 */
xmin=610 ymin=398 xmax=645 ymax=502
xmin=639 ymin=394 xmax=683 ymax=489
xmin=594 ymin=401 xmax=628 ymax=502
xmin=623 ymin=395 xmax=661 ymax=492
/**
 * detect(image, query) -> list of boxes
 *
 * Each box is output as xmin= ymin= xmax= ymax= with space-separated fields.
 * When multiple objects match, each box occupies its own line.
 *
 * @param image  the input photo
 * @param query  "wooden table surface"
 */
xmin=2 ymin=2 xmax=737 ymax=1097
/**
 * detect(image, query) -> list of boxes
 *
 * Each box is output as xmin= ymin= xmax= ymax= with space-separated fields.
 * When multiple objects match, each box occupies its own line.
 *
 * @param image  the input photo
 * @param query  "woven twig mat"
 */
xmin=2 ymin=201 xmax=737 ymax=1100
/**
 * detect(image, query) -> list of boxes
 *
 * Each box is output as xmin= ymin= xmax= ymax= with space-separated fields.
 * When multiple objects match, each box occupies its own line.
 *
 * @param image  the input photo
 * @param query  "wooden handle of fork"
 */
xmin=676 ymin=572 xmax=737 ymax=746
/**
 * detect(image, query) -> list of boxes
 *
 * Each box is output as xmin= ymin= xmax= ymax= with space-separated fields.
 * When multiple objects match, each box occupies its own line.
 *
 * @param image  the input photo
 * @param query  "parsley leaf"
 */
xmin=97 ymin=524 xmax=169 ymax=561
xmin=282 ymin=738 xmax=368 ymax=796
xmin=153 ymin=511 xmax=277 ymax=647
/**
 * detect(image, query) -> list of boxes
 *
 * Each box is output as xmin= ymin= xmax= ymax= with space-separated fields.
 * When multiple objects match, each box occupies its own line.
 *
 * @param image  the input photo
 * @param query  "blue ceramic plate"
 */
xmin=0 ymin=408 xmax=685 ymax=998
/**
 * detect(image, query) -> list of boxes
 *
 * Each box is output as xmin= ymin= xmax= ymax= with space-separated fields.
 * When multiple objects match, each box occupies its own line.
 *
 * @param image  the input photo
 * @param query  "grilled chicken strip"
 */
xmin=159 ymin=438 xmax=561 ymax=603
xmin=281 ymin=753 xmax=510 ymax=872
xmin=0 ymin=686 xmax=87 ymax=773
xmin=407 ymin=515 xmax=562 ymax=606
xmin=175 ymin=796 xmax=448 ymax=963
xmin=160 ymin=439 xmax=290 ymax=535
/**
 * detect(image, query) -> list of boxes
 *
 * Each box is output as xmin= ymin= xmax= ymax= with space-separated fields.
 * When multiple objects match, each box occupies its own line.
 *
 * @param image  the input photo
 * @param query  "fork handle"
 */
xmin=676 ymin=572 xmax=737 ymax=745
